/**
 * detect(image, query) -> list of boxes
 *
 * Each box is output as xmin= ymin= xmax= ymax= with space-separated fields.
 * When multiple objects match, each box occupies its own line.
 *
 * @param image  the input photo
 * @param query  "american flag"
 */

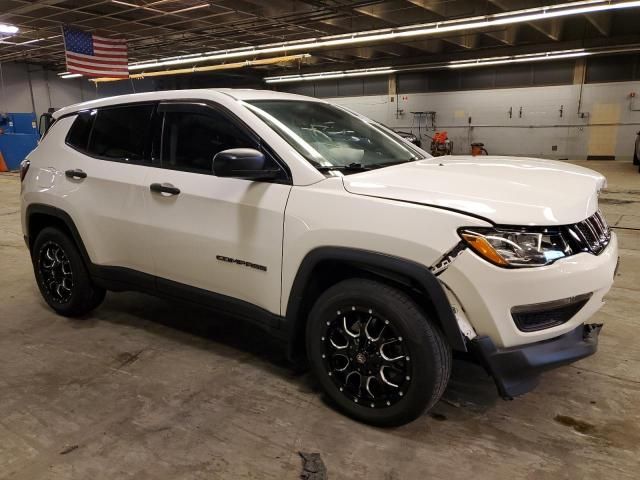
xmin=63 ymin=26 xmax=129 ymax=78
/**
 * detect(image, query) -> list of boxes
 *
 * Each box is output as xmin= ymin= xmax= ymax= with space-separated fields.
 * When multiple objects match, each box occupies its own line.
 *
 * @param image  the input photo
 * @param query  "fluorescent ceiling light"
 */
xmin=112 ymin=0 xmax=164 ymax=12
xmin=18 ymin=37 xmax=45 ymax=45
xmin=448 ymin=49 xmax=591 ymax=68
xmin=265 ymin=67 xmax=396 ymax=83
xmin=60 ymin=73 xmax=83 ymax=79
xmin=169 ymin=3 xmax=209 ymax=14
xmin=112 ymin=0 xmax=209 ymax=14
xmin=264 ymin=46 xmax=640 ymax=83
xmin=0 ymin=34 xmax=59 ymax=46
xmin=0 ymin=24 xmax=19 ymax=34
xmin=129 ymin=0 xmax=640 ymax=71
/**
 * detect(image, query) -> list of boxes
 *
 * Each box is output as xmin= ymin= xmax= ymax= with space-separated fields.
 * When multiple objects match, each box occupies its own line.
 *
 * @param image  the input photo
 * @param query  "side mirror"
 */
xmin=213 ymin=148 xmax=281 ymax=181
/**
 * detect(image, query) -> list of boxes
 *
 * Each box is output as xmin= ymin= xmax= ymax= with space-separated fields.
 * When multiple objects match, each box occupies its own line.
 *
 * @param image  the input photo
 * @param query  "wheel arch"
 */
xmin=284 ymin=247 xmax=467 ymax=363
xmin=25 ymin=204 xmax=91 ymax=264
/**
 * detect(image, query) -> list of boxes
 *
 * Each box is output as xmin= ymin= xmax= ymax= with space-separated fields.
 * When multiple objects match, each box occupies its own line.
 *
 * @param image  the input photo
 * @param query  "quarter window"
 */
xmin=161 ymin=110 xmax=258 ymax=174
xmin=88 ymin=104 xmax=154 ymax=162
xmin=66 ymin=110 xmax=94 ymax=151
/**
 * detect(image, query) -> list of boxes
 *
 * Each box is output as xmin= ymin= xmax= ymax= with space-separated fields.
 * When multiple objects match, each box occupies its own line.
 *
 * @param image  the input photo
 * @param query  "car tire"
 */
xmin=32 ymin=227 xmax=106 ymax=317
xmin=306 ymin=278 xmax=451 ymax=426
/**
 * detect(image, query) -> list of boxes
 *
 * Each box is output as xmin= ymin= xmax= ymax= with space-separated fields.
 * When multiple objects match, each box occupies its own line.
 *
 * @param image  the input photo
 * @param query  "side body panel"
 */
xmin=144 ymin=169 xmax=291 ymax=314
xmin=21 ymin=115 xmax=154 ymax=274
xmin=280 ymin=177 xmax=491 ymax=314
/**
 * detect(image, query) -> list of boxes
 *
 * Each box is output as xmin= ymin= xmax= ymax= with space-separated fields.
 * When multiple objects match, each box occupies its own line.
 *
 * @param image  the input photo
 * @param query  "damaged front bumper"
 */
xmin=469 ymin=323 xmax=602 ymax=399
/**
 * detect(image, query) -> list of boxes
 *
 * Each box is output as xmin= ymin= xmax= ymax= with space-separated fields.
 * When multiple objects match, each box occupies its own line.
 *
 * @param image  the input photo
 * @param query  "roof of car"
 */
xmin=53 ymin=88 xmax=323 ymax=119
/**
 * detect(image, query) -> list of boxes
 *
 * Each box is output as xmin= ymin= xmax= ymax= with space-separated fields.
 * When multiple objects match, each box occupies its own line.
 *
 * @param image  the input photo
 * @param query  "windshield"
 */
xmin=244 ymin=100 xmax=426 ymax=174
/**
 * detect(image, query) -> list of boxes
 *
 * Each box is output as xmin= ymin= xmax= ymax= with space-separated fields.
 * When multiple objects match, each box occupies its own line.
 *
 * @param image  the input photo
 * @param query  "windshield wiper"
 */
xmin=369 ymin=158 xmax=420 ymax=168
xmin=316 ymin=163 xmax=371 ymax=172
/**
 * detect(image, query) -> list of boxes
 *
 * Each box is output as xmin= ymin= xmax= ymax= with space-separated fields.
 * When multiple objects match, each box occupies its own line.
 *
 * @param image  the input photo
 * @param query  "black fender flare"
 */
xmin=25 ymin=204 xmax=92 ymax=263
xmin=25 ymin=203 xmax=156 ymax=292
xmin=284 ymin=247 xmax=467 ymax=356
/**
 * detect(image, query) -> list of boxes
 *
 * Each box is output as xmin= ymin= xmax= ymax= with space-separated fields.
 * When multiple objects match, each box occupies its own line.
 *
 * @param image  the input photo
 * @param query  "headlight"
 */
xmin=459 ymin=227 xmax=573 ymax=268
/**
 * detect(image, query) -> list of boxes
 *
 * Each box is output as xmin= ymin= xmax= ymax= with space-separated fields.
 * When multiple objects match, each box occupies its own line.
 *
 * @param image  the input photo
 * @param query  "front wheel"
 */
xmin=306 ymin=278 xmax=451 ymax=426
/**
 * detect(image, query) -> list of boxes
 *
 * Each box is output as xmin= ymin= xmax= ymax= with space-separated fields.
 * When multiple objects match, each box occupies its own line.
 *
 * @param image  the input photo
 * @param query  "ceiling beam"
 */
xmin=354 ymin=0 xmax=475 ymax=51
xmin=487 ymin=0 xmax=564 ymax=41
xmin=483 ymin=26 xmax=520 ymax=46
xmin=585 ymin=12 xmax=612 ymax=36
xmin=0 ymin=0 xmax=69 ymax=21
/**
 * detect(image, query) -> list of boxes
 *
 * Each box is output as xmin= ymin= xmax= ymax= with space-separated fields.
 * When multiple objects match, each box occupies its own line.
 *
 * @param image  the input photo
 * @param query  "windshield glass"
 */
xmin=244 ymin=100 xmax=425 ymax=173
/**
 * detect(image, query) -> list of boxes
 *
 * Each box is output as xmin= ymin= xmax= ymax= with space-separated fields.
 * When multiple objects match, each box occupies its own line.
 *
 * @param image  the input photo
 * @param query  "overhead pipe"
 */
xmin=89 ymin=54 xmax=310 ymax=83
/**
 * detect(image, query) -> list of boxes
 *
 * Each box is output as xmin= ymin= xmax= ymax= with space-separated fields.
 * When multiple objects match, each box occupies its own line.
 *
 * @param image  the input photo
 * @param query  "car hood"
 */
xmin=342 ymin=156 xmax=606 ymax=225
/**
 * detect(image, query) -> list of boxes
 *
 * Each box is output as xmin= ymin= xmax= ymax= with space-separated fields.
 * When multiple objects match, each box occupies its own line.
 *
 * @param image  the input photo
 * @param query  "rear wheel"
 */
xmin=306 ymin=278 xmax=451 ymax=426
xmin=32 ymin=227 xmax=105 ymax=317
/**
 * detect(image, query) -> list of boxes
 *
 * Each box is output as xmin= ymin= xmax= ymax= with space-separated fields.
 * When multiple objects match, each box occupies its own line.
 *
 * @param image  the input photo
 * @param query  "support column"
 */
xmin=388 ymin=73 xmax=396 ymax=102
xmin=573 ymin=58 xmax=586 ymax=85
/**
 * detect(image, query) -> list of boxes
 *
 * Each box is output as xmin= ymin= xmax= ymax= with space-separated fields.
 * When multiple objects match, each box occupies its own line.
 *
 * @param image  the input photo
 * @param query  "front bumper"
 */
xmin=469 ymin=323 xmax=602 ymax=398
xmin=439 ymin=233 xmax=617 ymax=348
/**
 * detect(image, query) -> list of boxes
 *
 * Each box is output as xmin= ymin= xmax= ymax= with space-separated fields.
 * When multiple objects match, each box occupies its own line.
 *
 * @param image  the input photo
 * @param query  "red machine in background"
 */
xmin=430 ymin=131 xmax=453 ymax=156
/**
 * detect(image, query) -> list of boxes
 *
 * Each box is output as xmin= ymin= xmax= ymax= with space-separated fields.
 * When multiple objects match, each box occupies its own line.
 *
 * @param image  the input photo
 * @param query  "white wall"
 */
xmin=0 ymin=62 xmax=147 ymax=116
xmin=327 ymin=81 xmax=640 ymax=161
xmin=2 ymin=61 xmax=638 ymax=160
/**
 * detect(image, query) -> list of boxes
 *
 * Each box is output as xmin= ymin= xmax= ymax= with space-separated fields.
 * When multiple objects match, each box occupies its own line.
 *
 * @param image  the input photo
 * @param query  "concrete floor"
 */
xmin=0 ymin=161 xmax=639 ymax=480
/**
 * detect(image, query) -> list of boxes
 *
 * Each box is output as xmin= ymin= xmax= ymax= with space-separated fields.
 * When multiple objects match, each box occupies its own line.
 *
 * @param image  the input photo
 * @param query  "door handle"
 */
xmin=65 ymin=169 xmax=87 ymax=179
xmin=150 ymin=182 xmax=180 ymax=196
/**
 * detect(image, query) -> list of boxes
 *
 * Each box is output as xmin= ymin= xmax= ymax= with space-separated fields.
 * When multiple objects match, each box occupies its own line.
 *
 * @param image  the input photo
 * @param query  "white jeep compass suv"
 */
xmin=20 ymin=89 xmax=618 ymax=426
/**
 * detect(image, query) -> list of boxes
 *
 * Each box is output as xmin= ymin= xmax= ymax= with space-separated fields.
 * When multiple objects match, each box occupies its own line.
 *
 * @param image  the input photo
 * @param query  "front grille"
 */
xmin=512 ymin=293 xmax=592 ymax=332
xmin=564 ymin=211 xmax=611 ymax=255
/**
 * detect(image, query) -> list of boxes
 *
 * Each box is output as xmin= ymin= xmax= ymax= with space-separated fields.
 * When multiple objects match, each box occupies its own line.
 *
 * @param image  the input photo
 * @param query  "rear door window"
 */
xmin=88 ymin=104 xmax=155 ymax=163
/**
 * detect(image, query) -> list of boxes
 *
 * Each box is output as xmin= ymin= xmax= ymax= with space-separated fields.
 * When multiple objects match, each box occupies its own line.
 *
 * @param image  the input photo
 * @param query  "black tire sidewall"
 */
xmin=306 ymin=279 xmax=450 ymax=426
xmin=32 ymin=227 xmax=102 ymax=316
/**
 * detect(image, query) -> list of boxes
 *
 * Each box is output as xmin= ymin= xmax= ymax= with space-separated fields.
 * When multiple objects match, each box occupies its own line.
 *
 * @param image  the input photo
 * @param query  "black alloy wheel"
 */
xmin=322 ymin=305 xmax=411 ymax=409
xmin=307 ymin=278 xmax=451 ymax=426
xmin=38 ymin=241 xmax=74 ymax=304
xmin=32 ymin=227 xmax=106 ymax=316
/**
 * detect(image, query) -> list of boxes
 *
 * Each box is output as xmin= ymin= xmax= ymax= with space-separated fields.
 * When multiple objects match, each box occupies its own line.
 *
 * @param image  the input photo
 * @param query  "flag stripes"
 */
xmin=63 ymin=26 xmax=129 ymax=78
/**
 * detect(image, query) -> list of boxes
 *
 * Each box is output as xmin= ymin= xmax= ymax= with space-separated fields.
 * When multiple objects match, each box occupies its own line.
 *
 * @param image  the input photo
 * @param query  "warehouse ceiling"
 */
xmin=0 ymin=0 xmax=639 ymax=76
